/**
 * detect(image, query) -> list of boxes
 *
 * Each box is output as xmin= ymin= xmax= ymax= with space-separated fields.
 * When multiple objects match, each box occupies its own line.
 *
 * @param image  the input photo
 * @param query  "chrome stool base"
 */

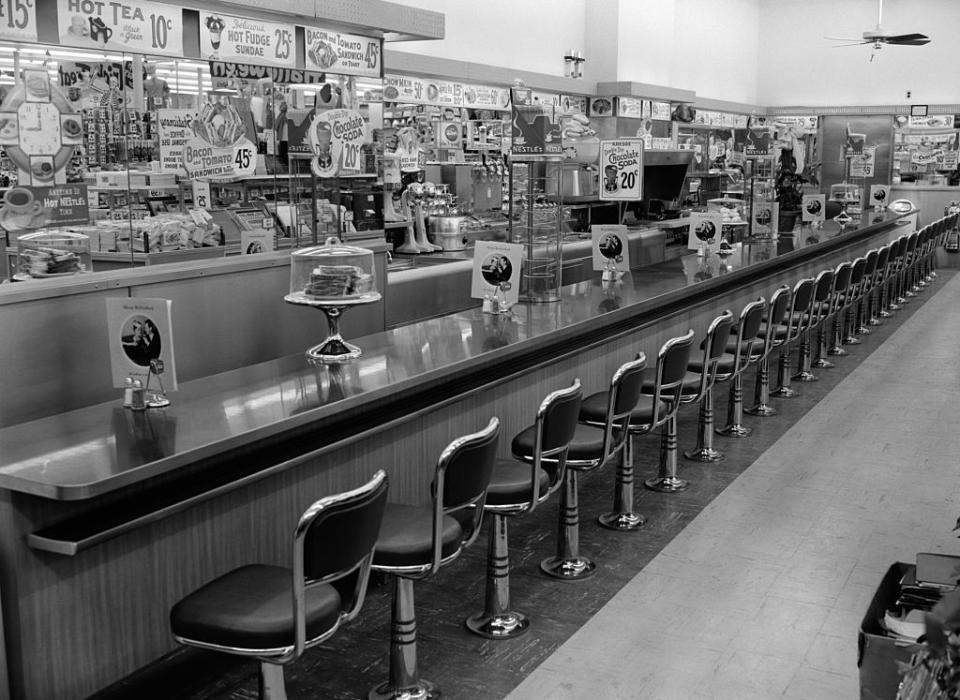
xmin=827 ymin=346 xmax=848 ymax=356
xmin=598 ymin=511 xmax=646 ymax=531
xmin=540 ymin=556 xmax=596 ymax=580
xmin=465 ymin=611 xmax=530 ymax=640
xmin=644 ymin=476 xmax=689 ymax=493
xmin=716 ymin=423 xmax=752 ymax=438
xmin=791 ymin=370 xmax=819 ymax=383
xmin=770 ymin=385 xmax=799 ymax=398
xmin=843 ymin=335 xmax=862 ymax=344
xmin=369 ymin=679 xmax=439 ymax=700
xmin=744 ymin=402 xmax=777 ymax=417
xmin=683 ymin=446 xmax=725 ymax=462
xmin=811 ymin=357 xmax=834 ymax=368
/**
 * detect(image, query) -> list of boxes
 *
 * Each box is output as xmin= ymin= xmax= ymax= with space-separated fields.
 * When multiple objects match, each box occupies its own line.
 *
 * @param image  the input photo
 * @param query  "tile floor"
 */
xmin=507 ymin=272 xmax=960 ymax=699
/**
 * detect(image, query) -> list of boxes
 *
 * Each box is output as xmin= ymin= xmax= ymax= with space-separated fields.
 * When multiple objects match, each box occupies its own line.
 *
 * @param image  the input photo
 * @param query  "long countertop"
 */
xmin=0 ymin=211 xmax=911 ymax=501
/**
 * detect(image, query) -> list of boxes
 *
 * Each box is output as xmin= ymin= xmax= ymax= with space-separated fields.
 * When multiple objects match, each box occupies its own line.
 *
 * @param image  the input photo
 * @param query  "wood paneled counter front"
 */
xmin=0 ymin=212 xmax=911 ymax=699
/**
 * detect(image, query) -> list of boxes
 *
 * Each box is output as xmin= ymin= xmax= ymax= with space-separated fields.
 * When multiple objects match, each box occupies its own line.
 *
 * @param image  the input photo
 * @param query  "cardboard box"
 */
xmin=859 ymin=562 xmax=924 ymax=700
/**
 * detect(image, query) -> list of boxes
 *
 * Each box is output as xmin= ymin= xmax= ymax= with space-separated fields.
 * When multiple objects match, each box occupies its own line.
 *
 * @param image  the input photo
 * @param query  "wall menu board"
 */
xmin=58 ymin=0 xmax=183 ymax=57
xmin=0 ymin=0 xmax=37 ymax=41
xmin=303 ymin=27 xmax=380 ymax=77
xmin=198 ymin=12 xmax=294 ymax=67
xmin=384 ymin=74 xmax=474 ymax=108
xmin=462 ymin=83 xmax=511 ymax=111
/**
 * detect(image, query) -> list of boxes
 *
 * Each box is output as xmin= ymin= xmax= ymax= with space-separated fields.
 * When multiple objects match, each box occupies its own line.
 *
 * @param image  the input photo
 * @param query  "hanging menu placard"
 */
xmin=0 ymin=0 xmax=38 ymax=41
xmin=156 ymin=108 xmax=194 ymax=173
xmin=599 ymin=139 xmax=643 ymax=200
xmin=461 ymin=83 xmax=512 ymax=111
xmin=304 ymin=27 xmax=380 ymax=77
xmin=198 ymin=12 xmax=294 ymax=67
xmin=616 ymin=97 xmax=644 ymax=118
xmin=58 ymin=0 xmax=183 ymax=56
xmin=209 ymin=61 xmax=327 ymax=85
xmin=383 ymin=74 xmax=464 ymax=107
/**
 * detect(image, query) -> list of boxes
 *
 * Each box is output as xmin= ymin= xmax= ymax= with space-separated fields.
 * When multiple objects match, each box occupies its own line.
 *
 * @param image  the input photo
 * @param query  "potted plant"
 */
xmin=776 ymin=148 xmax=806 ymax=233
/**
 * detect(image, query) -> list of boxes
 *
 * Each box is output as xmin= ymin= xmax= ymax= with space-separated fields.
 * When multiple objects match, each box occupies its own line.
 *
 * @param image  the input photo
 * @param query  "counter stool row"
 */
xmin=166 ymin=214 xmax=957 ymax=700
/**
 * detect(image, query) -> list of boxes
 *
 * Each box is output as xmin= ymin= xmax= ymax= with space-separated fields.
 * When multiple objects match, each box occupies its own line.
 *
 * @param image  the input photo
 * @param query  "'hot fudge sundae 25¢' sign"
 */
xmin=199 ymin=12 xmax=294 ymax=68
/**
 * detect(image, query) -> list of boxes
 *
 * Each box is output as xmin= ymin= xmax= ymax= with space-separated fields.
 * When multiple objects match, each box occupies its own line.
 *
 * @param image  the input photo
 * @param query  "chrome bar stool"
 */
xmin=716 ymin=298 xmax=766 ymax=437
xmin=641 ymin=330 xmax=697 ymax=493
xmin=466 ymin=382 xmax=580 ymax=638
xmin=577 ymin=355 xmax=650 ymax=532
xmin=901 ymin=232 xmax=920 ymax=300
xmin=869 ymin=244 xmax=891 ymax=325
xmin=683 ymin=310 xmax=736 ymax=462
xmin=852 ymin=249 xmax=879 ymax=337
xmin=746 ymin=285 xmax=792 ymax=416
xmin=541 ymin=358 xmax=647 ymax=574
xmin=887 ymin=235 xmax=909 ymax=311
xmin=833 ymin=256 xmax=865 ymax=351
xmin=811 ymin=264 xmax=846 ymax=368
xmin=794 ymin=268 xmax=834 ymax=382
xmin=169 ymin=471 xmax=390 ymax=700
xmin=370 ymin=418 xmax=499 ymax=699
xmin=770 ymin=276 xmax=816 ymax=399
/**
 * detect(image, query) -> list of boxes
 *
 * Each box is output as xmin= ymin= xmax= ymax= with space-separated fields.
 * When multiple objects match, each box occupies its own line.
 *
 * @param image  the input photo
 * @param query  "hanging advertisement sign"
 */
xmin=58 ymin=0 xmax=182 ymax=57
xmin=58 ymin=60 xmax=136 ymax=108
xmin=599 ymin=139 xmax=643 ymax=201
xmin=0 ymin=0 xmax=38 ymax=42
xmin=740 ymin=127 xmax=772 ymax=157
xmin=461 ymin=83 xmax=511 ymax=111
xmin=304 ymin=27 xmax=380 ymax=77
xmin=850 ymin=146 xmax=876 ymax=178
xmin=198 ymin=12 xmax=293 ymax=66
xmin=615 ymin=97 xmax=644 ymax=118
xmin=650 ymin=101 xmax=672 ymax=120
xmin=156 ymin=109 xmax=193 ymax=173
xmin=209 ymin=61 xmax=328 ymax=86
xmin=511 ymin=88 xmax=562 ymax=157
xmin=182 ymin=103 xmax=256 ymax=180
xmin=309 ymin=108 xmax=367 ymax=178
xmin=383 ymin=74 xmax=466 ymax=107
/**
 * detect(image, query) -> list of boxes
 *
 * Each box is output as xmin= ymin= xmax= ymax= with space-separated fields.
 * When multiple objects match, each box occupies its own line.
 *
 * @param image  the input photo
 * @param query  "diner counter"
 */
xmin=0 ymin=209 xmax=911 ymax=700
xmin=0 ymin=211 xmax=910 ymax=502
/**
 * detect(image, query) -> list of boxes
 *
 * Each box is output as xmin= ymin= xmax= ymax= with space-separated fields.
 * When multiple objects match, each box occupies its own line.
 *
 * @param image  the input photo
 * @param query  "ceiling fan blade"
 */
xmin=886 ymin=36 xmax=930 ymax=46
xmin=830 ymin=41 xmax=872 ymax=47
xmin=883 ymin=33 xmax=929 ymax=42
xmin=824 ymin=36 xmax=865 ymax=42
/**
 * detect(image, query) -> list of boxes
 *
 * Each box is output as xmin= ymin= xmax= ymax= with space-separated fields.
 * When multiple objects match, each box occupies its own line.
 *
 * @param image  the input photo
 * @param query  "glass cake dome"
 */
xmin=289 ymin=237 xmax=377 ymax=301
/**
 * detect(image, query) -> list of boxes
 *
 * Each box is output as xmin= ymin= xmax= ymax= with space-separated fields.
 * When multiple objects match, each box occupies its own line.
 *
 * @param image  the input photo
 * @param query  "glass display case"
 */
xmin=15 ymin=230 xmax=90 ymax=278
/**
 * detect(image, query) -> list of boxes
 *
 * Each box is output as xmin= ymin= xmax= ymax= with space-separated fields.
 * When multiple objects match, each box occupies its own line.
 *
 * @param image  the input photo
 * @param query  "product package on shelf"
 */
xmin=101 ymin=213 xmax=223 ymax=253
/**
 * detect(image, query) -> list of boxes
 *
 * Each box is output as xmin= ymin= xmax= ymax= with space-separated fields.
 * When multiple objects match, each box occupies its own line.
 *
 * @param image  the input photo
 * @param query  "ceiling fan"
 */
xmin=826 ymin=0 xmax=930 ymax=61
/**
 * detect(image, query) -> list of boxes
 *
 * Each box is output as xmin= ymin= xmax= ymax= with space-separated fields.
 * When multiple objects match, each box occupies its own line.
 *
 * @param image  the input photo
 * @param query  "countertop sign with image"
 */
xmin=58 ymin=0 xmax=183 ymax=57
xmin=687 ymin=211 xmax=723 ymax=254
xmin=199 ymin=12 xmax=293 ymax=67
xmin=304 ymin=27 xmax=380 ymax=77
xmin=599 ymin=138 xmax=643 ymax=201
xmin=802 ymin=194 xmax=825 ymax=223
xmin=869 ymin=184 xmax=889 ymax=209
xmin=106 ymin=297 xmax=178 ymax=390
xmin=0 ymin=0 xmax=38 ymax=41
xmin=471 ymin=240 xmax=523 ymax=308
xmin=591 ymin=224 xmax=630 ymax=273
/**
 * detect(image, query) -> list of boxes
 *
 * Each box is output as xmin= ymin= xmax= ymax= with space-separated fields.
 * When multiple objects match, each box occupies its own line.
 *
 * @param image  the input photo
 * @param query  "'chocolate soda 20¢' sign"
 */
xmin=309 ymin=108 xmax=367 ymax=178
xmin=57 ymin=0 xmax=183 ymax=56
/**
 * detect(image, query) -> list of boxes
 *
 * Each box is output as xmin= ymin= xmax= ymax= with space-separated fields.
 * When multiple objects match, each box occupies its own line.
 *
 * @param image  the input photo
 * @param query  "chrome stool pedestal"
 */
xmin=465 ymin=513 xmax=530 ymax=639
xmin=598 ymin=438 xmax=647 ymax=530
xmin=716 ymin=374 xmax=752 ymax=437
xmin=541 ymin=469 xmax=596 ymax=580
xmin=684 ymin=387 xmax=725 ymax=462
xmin=645 ymin=416 xmax=689 ymax=492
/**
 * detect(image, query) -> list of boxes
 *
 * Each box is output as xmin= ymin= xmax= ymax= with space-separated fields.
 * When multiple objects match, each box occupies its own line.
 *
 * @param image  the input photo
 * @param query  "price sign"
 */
xmin=0 ymin=0 xmax=37 ymax=41
xmin=309 ymin=108 xmax=367 ymax=178
xmin=182 ymin=137 xmax=257 ymax=181
xmin=192 ymin=180 xmax=211 ymax=209
xmin=199 ymin=12 xmax=294 ymax=67
xmin=58 ymin=0 xmax=182 ymax=57
xmin=599 ymin=139 xmax=643 ymax=201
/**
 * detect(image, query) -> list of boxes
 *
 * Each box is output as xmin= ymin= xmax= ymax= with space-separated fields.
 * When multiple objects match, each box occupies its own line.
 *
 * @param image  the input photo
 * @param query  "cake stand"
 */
xmin=284 ymin=291 xmax=382 ymax=363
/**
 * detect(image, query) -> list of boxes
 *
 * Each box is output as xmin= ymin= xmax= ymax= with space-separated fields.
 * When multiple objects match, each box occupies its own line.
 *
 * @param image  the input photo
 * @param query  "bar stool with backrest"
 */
xmin=465 ymin=382 xmax=581 ymax=639
xmin=832 ymin=256 xmax=866 ymax=352
xmin=539 ymin=358 xmax=647 ymax=578
xmin=886 ymin=235 xmax=909 ymax=312
xmin=716 ymin=298 xmax=766 ymax=437
xmin=634 ymin=330 xmax=697 ymax=493
xmin=901 ymin=231 xmax=920 ymax=300
xmin=813 ymin=261 xmax=850 ymax=366
xmin=169 ymin=470 xmax=390 ymax=700
xmin=794 ymin=267 xmax=834 ymax=382
xmin=681 ymin=311 xmax=736 ymax=463
xmin=369 ymin=418 xmax=500 ymax=700
xmin=745 ymin=285 xmax=792 ymax=416
xmin=851 ymin=249 xmax=879 ymax=338
xmin=769 ymin=276 xmax=816 ymax=400
xmin=868 ymin=244 xmax=891 ymax=326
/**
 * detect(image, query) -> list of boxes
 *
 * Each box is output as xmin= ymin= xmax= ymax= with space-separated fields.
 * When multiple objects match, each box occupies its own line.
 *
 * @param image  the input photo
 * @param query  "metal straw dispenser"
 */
xmin=509 ymin=159 xmax=563 ymax=303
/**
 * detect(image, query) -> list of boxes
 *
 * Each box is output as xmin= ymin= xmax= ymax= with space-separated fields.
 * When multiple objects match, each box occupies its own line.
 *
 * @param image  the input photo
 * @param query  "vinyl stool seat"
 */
xmin=171 ymin=564 xmax=342 ymax=652
xmin=511 ymin=422 xmax=607 ymax=463
xmin=372 ymin=505 xmax=463 ymax=568
xmin=484 ymin=461 xmax=552 ymax=506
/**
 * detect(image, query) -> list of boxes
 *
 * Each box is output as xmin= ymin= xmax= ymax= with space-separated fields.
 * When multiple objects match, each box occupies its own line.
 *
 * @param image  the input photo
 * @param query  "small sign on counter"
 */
xmin=471 ymin=240 xmax=523 ymax=311
xmin=687 ymin=212 xmax=723 ymax=253
xmin=106 ymin=297 xmax=178 ymax=391
xmin=802 ymin=194 xmax=825 ymax=223
xmin=591 ymin=224 xmax=630 ymax=277
xmin=869 ymin=185 xmax=889 ymax=209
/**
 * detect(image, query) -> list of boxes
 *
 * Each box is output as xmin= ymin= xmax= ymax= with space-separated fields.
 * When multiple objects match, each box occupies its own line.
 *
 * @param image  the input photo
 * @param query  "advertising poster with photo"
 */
xmin=309 ymin=108 xmax=366 ymax=178
xmin=0 ymin=183 xmax=88 ymax=233
xmin=739 ymin=127 xmax=772 ymax=157
xmin=106 ymin=297 xmax=178 ymax=390
xmin=58 ymin=60 xmax=136 ymax=108
xmin=471 ymin=240 xmax=523 ymax=307
xmin=802 ymin=194 xmax=825 ymax=223
xmin=58 ymin=0 xmax=183 ymax=57
xmin=869 ymin=184 xmax=889 ymax=209
xmin=615 ymin=96 xmax=644 ymax=118
xmin=240 ymin=228 xmax=274 ymax=255
xmin=591 ymin=224 xmax=630 ymax=273
xmin=599 ymin=139 xmax=643 ymax=201
xmin=687 ymin=212 xmax=723 ymax=253
xmin=461 ymin=83 xmax=511 ymax=111
xmin=511 ymin=88 xmax=562 ymax=157
xmin=182 ymin=103 xmax=256 ymax=181
xmin=303 ymin=27 xmax=380 ymax=77
xmin=752 ymin=200 xmax=778 ymax=237
xmin=850 ymin=146 xmax=876 ymax=178
xmin=199 ymin=12 xmax=294 ymax=67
